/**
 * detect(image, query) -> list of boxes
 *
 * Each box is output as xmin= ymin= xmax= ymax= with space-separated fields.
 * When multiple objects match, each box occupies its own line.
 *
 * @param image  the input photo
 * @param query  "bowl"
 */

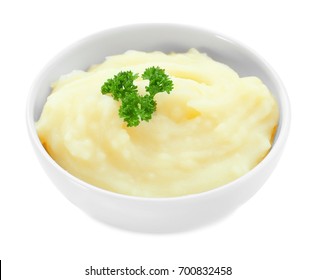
xmin=26 ymin=24 xmax=290 ymax=233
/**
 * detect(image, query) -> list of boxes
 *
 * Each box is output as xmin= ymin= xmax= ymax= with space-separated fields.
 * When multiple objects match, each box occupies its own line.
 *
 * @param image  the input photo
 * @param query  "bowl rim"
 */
xmin=26 ymin=23 xmax=291 ymax=202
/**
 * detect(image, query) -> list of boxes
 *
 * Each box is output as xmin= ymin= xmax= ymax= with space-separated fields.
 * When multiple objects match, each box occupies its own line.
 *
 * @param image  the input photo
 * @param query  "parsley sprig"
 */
xmin=101 ymin=66 xmax=173 ymax=127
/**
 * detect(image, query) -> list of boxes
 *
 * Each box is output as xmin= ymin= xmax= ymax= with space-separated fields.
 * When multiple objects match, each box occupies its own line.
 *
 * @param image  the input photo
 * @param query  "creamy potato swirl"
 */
xmin=36 ymin=49 xmax=279 ymax=197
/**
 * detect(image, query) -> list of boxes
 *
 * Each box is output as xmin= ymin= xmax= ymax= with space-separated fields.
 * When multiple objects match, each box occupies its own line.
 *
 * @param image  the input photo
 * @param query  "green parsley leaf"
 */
xmin=101 ymin=66 xmax=173 ymax=127
xmin=119 ymin=94 xmax=141 ymax=127
xmin=138 ymin=95 xmax=157 ymax=122
xmin=101 ymin=71 xmax=139 ymax=101
xmin=142 ymin=66 xmax=174 ymax=96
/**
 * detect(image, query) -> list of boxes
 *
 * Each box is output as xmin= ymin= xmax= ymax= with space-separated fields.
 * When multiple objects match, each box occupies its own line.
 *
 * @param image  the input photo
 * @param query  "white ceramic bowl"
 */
xmin=26 ymin=24 xmax=290 ymax=233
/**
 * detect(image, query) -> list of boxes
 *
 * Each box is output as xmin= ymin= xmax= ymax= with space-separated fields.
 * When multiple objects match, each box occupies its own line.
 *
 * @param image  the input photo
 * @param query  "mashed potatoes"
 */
xmin=36 ymin=49 xmax=279 ymax=197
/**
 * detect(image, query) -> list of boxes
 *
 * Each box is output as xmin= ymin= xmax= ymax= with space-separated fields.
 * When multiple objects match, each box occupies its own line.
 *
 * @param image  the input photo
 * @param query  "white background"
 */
xmin=0 ymin=0 xmax=315 ymax=279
